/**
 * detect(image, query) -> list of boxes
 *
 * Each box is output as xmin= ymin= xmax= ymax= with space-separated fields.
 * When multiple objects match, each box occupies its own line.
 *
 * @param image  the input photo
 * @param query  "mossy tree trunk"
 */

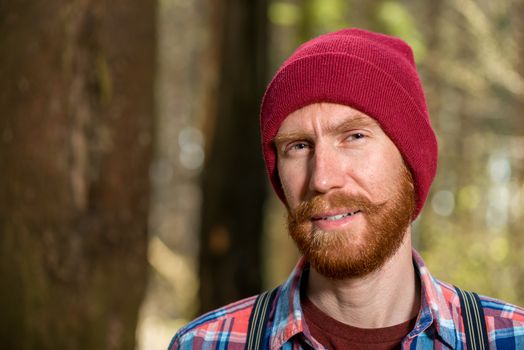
xmin=198 ymin=0 xmax=269 ymax=312
xmin=0 ymin=1 xmax=156 ymax=349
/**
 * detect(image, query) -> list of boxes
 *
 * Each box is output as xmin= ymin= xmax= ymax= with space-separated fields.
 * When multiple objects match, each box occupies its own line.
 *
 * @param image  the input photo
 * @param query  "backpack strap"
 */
xmin=455 ymin=286 xmax=490 ymax=350
xmin=245 ymin=287 xmax=279 ymax=350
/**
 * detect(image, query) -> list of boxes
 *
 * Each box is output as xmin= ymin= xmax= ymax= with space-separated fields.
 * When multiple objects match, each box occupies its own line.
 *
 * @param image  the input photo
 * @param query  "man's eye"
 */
xmin=291 ymin=142 xmax=309 ymax=150
xmin=285 ymin=142 xmax=310 ymax=154
xmin=347 ymin=133 xmax=365 ymax=141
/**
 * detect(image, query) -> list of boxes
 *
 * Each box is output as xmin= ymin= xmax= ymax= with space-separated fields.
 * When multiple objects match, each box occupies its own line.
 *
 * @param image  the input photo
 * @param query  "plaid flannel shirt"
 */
xmin=169 ymin=250 xmax=524 ymax=349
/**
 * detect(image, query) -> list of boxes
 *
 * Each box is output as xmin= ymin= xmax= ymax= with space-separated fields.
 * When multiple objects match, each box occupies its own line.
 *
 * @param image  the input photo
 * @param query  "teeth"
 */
xmin=322 ymin=211 xmax=359 ymax=221
xmin=324 ymin=213 xmax=347 ymax=221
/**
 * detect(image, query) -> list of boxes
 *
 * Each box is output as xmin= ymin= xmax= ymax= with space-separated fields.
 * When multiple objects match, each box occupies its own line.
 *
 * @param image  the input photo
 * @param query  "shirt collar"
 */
xmin=410 ymin=250 xmax=457 ymax=347
xmin=269 ymin=257 xmax=310 ymax=349
xmin=269 ymin=250 xmax=458 ymax=349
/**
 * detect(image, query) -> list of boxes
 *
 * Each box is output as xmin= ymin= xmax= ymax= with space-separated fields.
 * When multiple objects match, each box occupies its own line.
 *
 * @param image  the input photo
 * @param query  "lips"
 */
xmin=312 ymin=210 xmax=361 ymax=221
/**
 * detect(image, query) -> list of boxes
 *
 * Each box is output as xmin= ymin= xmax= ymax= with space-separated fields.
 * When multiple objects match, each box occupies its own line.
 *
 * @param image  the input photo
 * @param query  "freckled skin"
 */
xmin=276 ymin=102 xmax=407 ymax=220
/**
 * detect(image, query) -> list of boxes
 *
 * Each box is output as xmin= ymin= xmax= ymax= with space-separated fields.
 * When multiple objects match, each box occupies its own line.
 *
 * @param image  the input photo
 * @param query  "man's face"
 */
xmin=275 ymin=103 xmax=415 ymax=279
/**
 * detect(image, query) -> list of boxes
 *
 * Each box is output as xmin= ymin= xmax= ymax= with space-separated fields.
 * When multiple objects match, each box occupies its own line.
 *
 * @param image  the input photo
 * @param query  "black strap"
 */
xmin=455 ymin=286 xmax=490 ymax=350
xmin=245 ymin=287 xmax=279 ymax=350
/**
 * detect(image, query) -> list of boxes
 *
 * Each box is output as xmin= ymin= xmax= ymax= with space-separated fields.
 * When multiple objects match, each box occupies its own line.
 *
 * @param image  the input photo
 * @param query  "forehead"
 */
xmin=276 ymin=102 xmax=381 ymax=135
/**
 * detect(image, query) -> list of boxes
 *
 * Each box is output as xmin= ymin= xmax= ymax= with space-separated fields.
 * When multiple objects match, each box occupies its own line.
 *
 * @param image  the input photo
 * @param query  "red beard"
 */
xmin=287 ymin=167 xmax=415 ymax=279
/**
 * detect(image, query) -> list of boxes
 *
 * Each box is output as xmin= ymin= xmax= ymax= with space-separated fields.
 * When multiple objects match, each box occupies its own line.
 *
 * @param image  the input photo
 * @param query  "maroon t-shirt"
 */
xmin=302 ymin=296 xmax=416 ymax=350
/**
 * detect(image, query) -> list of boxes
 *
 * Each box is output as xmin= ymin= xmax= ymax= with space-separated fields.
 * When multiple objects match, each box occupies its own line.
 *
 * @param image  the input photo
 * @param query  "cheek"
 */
xmin=353 ymin=149 xmax=405 ymax=198
xmin=277 ymin=159 xmax=309 ymax=206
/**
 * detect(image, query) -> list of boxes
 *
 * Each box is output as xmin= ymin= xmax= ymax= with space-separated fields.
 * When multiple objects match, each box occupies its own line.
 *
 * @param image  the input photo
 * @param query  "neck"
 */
xmin=305 ymin=231 xmax=420 ymax=328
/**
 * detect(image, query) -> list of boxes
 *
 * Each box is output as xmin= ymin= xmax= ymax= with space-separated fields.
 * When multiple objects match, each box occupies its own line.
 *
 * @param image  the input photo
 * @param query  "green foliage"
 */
xmin=269 ymin=0 xmax=349 ymax=36
xmin=376 ymin=1 xmax=426 ymax=60
xmin=269 ymin=2 xmax=301 ymax=26
xmin=306 ymin=0 xmax=349 ymax=32
xmin=419 ymin=220 xmax=520 ymax=304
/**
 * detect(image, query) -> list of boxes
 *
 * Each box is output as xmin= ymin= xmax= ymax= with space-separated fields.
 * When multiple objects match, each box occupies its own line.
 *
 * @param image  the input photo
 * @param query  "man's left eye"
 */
xmin=347 ymin=133 xmax=365 ymax=141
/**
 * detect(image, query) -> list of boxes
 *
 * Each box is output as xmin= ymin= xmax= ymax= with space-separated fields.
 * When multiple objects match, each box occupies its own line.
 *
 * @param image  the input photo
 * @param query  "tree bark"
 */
xmin=0 ymin=1 xmax=156 ymax=349
xmin=198 ymin=0 xmax=269 ymax=312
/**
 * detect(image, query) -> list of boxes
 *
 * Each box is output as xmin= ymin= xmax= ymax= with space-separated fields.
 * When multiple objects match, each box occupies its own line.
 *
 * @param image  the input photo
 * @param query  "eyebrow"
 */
xmin=273 ymin=114 xmax=378 ymax=146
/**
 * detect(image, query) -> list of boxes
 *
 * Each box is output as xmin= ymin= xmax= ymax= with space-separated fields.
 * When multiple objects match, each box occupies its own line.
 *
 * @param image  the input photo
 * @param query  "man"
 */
xmin=170 ymin=28 xmax=524 ymax=349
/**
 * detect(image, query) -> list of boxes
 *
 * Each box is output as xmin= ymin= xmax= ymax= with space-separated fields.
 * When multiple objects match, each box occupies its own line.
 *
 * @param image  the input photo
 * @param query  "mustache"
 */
xmin=289 ymin=192 xmax=385 ymax=224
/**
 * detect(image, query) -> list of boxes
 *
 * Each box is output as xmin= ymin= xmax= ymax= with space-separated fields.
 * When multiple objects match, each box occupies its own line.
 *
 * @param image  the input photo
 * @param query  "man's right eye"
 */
xmin=291 ymin=142 xmax=309 ymax=150
xmin=285 ymin=142 xmax=311 ymax=154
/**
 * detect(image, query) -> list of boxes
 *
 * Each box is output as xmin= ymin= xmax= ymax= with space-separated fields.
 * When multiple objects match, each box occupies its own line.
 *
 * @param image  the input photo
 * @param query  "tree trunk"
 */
xmin=0 ymin=1 xmax=156 ymax=349
xmin=198 ymin=0 xmax=269 ymax=312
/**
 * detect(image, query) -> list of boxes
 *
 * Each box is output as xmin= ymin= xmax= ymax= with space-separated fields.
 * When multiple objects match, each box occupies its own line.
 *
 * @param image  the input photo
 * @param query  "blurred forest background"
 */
xmin=1 ymin=0 xmax=524 ymax=349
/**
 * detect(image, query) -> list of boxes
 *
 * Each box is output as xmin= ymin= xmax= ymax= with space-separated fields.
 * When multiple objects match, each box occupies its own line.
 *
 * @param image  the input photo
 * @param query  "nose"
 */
xmin=308 ymin=143 xmax=346 ymax=195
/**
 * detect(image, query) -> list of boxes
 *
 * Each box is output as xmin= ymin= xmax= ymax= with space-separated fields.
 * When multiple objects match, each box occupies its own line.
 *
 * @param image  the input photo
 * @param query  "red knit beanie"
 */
xmin=260 ymin=28 xmax=438 ymax=218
